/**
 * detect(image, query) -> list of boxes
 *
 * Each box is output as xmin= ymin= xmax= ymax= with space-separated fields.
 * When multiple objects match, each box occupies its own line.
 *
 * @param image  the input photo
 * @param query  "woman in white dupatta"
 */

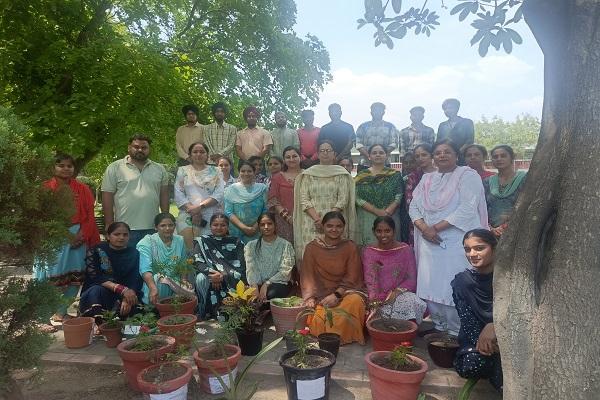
xmin=293 ymin=140 xmax=357 ymax=263
xmin=409 ymin=139 xmax=487 ymax=335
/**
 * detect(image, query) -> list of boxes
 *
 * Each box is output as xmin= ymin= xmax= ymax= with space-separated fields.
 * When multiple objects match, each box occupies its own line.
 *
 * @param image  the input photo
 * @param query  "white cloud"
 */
xmin=312 ymin=56 xmax=542 ymax=130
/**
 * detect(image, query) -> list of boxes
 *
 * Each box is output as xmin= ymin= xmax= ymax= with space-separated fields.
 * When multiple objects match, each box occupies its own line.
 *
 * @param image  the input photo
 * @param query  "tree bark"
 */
xmin=494 ymin=0 xmax=600 ymax=398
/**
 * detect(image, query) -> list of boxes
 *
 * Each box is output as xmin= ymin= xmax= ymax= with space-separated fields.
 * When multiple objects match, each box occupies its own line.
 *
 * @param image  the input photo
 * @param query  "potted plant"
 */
xmin=424 ymin=331 xmax=459 ymax=368
xmin=269 ymin=296 xmax=306 ymax=335
xmin=123 ymin=306 xmax=158 ymax=337
xmin=136 ymin=361 xmax=193 ymax=400
xmin=279 ymin=328 xmax=336 ymax=400
xmin=157 ymin=313 xmax=197 ymax=347
xmin=151 ymin=255 xmax=198 ymax=317
xmin=98 ymin=310 xmax=123 ymax=348
xmin=296 ymin=305 xmax=355 ymax=357
xmin=366 ymin=299 xmax=418 ymax=351
xmin=365 ymin=345 xmax=428 ymax=400
xmin=220 ymin=281 xmax=270 ymax=356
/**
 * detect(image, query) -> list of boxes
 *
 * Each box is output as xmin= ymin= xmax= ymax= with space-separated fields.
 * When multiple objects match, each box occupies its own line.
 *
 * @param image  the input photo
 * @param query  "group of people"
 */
xmin=33 ymin=98 xmax=527 ymax=393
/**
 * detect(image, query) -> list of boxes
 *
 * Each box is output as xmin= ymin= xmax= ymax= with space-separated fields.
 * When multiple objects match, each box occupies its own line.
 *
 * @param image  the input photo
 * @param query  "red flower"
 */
xmin=298 ymin=328 xmax=310 ymax=335
xmin=140 ymin=325 xmax=150 ymax=333
xmin=400 ymin=341 xmax=413 ymax=347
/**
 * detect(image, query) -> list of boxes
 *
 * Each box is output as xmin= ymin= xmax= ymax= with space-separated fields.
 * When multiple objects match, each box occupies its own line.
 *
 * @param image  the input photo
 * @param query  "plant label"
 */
xmin=296 ymin=376 xmax=325 ymax=400
xmin=149 ymin=383 xmax=187 ymax=400
xmin=208 ymin=367 xmax=237 ymax=394
xmin=124 ymin=325 xmax=140 ymax=335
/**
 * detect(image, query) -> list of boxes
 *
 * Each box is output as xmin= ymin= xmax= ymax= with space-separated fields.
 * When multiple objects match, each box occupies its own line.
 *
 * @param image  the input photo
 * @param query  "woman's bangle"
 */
xmin=114 ymin=284 xmax=128 ymax=296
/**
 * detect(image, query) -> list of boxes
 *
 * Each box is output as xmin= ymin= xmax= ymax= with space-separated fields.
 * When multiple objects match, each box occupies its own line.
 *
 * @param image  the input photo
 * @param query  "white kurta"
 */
xmin=409 ymin=168 xmax=486 ymax=306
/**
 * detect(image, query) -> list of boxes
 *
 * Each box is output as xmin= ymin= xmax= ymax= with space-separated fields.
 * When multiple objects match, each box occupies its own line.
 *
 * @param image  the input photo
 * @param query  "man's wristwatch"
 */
xmin=333 ymin=291 xmax=342 ymax=299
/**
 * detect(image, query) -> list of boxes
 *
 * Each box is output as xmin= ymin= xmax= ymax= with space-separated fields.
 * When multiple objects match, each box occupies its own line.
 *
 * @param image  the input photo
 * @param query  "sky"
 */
xmin=293 ymin=0 xmax=544 ymax=130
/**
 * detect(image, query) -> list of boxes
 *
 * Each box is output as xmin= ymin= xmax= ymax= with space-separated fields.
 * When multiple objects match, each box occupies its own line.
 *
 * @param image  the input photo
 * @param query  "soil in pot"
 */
xmin=367 ymin=318 xmax=418 ymax=352
xmin=194 ymin=344 xmax=242 ymax=394
xmin=370 ymin=353 xmax=422 ymax=372
xmin=117 ymin=335 xmax=176 ymax=392
xmin=155 ymin=296 xmax=198 ymax=317
xmin=137 ymin=362 xmax=192 ymax=399
xmin=425 ymin=333 xmax=459 ymax=368
xmin=236 ymin=329 xmax=264 ymax=356
xmin=365 ymin=351 xmax=428 ymax=400
xmin=99 ymin=322 xmax=123 ymax=348
xmin=279 ymin=348 xmax=336 ymax=400
xmin=63 ymin=317 xmax=95 ymax=349
xmin=157 ymin=314 xmax=197 ymax=347
xmin=318 ymin=333 xmax=341 ymax=357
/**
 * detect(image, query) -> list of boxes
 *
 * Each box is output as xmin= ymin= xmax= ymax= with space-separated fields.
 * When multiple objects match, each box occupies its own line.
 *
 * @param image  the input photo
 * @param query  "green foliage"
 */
xmin=458 ymin=377 xmax=480 ymax=400
xmin=0 ymin=0 xmax=331 ymax=176
xmin=99 ymin=310 xmax=120 ymax=329
xmin=296 ymin=305 xmax=356 ymax=332
xmin=0 ymin=272 xmax=63 ymax=387
xmin=0 ymin=107 xmax=72 ymax=264
xmin=359 ymin=0 xmax=524 ymax=56
xmin=270 ymin=296 xmax=303 ymax=307
xmin=389 ymin=344 xmax=412 ymax=370
xmin=475 ymin=114 xmax=540 ymax=159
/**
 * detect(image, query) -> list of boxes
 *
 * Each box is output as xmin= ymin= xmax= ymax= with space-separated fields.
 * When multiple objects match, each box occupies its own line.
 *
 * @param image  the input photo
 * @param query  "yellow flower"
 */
xmin=229 ymin=280 xmax=255 ymax=301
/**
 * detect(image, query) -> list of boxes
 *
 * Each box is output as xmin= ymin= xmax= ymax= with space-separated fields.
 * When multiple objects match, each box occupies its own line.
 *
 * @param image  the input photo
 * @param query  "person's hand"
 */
xmin=303 ymin=297 xmax=317 ymax=308
xmin=476 ymin=323 xmax=498 ymax=356
xmin=192 ymin=213 xmax=203 ymax=226
xmin=210 ymin=153 xmax=222 ymax=163
xmin=491 ymin=225 xmax=505 ymax=238
xmin=70 ymin=231 xmax=84 ymax=248
xmin=258 ymin=283 xmax=269 ymax=302
xmin=320 ymin=293 xmax=340 ymax=308
xmin=208 ymin=271 xmax=223 ymax=291
xmin=374 ymin=208 xmax=388 ymax=217
xmin=149 ymin=287 xmax=159 ymax=305
xmin=421 ymin=225 xmax=442 ymax=244
xmin=242 ymin=224 xmax=257 ymax=236
xmin=313 ymin=219 xmax=323 ymax=233
xmin=122 ymin=288 xmax=138 ymax=306
xmin=120 ymin=299 xmax=132 ymax=316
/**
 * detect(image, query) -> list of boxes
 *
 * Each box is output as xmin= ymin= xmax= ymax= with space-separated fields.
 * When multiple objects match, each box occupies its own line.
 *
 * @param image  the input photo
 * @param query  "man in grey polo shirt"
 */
xmin=101 ymin=134 xmax=170 ymax=247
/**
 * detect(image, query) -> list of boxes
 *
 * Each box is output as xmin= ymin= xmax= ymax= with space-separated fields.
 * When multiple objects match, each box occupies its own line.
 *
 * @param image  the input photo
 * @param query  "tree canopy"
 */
xmin=0 ymin=0 xmax=331 ymax=169
xmin=475 ymin=114 xmax=539 ymax=158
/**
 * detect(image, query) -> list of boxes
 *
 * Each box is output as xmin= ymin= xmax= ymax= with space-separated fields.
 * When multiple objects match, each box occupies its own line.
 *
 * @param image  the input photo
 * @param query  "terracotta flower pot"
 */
xmin=366 ymin=318 xmax=418 ymax=352
xmin=193 ymin=344 xmax=242 ymax=394
xmin=270 ymin=301 xmax=307 ymax=335
xmin=99 ymin=322 xmax=123 ymax=348
xmin=117 ymin=335 xmax=176 ymax=392
xmin=157 ymin=314 xmax=197 ymax=347
xmin=136 ymin=361 xmax=193 ymax=399
xmin=365 ymin=351 xmax=428 ymax=400
xmin=155 ymin=296 xmax=198 ymax=318
xmin=424 ymin=332 xmax=459 ymax=368
xmin=63 ymin=317 xmax=95 ymax=349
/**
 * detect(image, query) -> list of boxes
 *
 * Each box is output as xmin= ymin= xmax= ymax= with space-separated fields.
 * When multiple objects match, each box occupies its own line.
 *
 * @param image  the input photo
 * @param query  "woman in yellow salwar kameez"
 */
xmin=300 ymin=211 xmax=367 ymax=345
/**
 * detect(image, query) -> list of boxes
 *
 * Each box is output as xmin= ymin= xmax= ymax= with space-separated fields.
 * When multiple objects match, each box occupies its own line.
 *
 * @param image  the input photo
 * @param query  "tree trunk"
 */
xmin=494 ymin=0 xmax=600 ymax=398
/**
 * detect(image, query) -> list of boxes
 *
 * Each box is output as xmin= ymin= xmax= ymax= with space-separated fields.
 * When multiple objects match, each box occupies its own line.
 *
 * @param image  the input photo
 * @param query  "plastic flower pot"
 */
xmin=279 ymin=348 xmax=336 ymax=400
xmin=236 ymin=329 xmax=264 ymax=356
xmin=317 ymin=333 xmax=341 ymax=357
xmin=63 ymin=317 xmax=95 ymax=349
xmin=270 ymin=299 xmax=307 ymax=335
xmin=136 ymin=361 xmax=193 ymax=400
xmin=157 ymin=314 xmax=197 ymax=347
xmin=99 ymin=322 xmax=123 ymax=348
xmin=193 ymin=344 xmax=242 ymax=394
xmin=365 ymin=351 xmax=428 ymax=400
xmin=366 ymin=318 xmax=418 ymax=351
xmin=424 ymin=332 xmax=459 ymax=368
xmin=155 ymin=296 xmax=198 ymax=318
xmin=117 ymin=335 xmax=176 ymax=392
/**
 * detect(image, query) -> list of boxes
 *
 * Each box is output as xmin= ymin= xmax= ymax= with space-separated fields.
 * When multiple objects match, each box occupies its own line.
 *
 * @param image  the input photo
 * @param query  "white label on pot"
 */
xmin=296 ymin=376 xmax=325 ymax=400
xmin=89 ymin=323 xmax=95 ymax=344
xmin=208 ymin=367 xmax=237 ymax=394
xmin=149 ymin=384 xmax=188 ymax=400
xmin=124 ymin=325 xmax=140 ymax=335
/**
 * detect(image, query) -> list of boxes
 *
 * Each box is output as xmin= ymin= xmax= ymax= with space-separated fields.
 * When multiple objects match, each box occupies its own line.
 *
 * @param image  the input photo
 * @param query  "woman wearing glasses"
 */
xmin=293 ymin=140 xmax=356 ymax=263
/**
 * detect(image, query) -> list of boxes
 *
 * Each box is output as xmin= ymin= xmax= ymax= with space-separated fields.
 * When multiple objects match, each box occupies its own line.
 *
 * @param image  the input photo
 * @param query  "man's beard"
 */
xmin=130 ymin=152 xmax=148 ymax=161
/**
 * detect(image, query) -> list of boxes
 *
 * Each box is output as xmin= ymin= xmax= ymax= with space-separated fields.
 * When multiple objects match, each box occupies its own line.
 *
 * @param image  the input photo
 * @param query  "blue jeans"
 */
xmin=128 ymin=229 xmax=155 ymax=248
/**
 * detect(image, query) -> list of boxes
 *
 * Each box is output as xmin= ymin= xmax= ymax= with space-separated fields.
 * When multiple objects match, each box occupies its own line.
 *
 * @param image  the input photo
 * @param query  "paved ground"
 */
xmin=19 ymin=319 xmax=502 ymax=400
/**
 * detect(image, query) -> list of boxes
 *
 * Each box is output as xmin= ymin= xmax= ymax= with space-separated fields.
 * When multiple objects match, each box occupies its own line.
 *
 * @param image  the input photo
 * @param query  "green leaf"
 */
xmin=502 ymin=32 xmax=513 ymax=53
xmin=450 ymin=2 xmax=470 ymax=16
xmin=478 ymin=34 xmax=492 ymax=57
xmin=470 ymin=30 xmax=485 ymax=46
xmin=392 ymin=0 xmax=403 ymax=13
xmin=388 ymin=25 xmax=407 ymax=39
xmin=459 ymin=7 xmax=471 ymax=22
xmin=505 ymin=28 xmax=523 ymax=44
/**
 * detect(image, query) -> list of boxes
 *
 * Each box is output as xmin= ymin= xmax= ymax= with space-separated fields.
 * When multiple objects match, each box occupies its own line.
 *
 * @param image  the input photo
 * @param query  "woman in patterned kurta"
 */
xmin=452 ymin=229 xmax=502 ymax=393
xmin=355 ymin=144 xmax=404 ymax=247
xmin=175 ymin=142 xmax=225 ymax=250
xmin=293 ymin=140 xmax=356 ymax=263
xmin=224 ymin=160 xmax=268 ymax=243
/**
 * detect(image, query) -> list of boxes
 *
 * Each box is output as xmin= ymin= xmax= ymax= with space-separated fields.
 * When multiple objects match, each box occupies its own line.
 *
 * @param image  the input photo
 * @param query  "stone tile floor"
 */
xmin=37 ymin=319 xmax=502 ymax=399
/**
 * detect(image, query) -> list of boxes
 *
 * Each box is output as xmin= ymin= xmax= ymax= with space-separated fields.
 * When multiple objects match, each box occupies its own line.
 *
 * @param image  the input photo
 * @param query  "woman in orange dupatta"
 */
xmin=301 ymin=211 xmax=367 ymax=345
xmin=33 ymin=154 xmax=100 ymax=324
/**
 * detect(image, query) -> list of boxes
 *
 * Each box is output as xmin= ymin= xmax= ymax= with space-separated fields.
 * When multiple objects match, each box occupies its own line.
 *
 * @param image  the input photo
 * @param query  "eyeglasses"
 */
xmin=131 ymin=145 xmax=149 ymax=151
xmin=319 ymin=149 xmax=334 ymax=154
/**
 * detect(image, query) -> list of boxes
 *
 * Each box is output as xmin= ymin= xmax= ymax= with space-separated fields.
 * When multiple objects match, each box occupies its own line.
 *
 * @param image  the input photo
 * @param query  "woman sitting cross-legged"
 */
xmin=452 ymin=229 xmax=503 ymax=393
xmin=80 ymin=222 xmax=143 ymax=319
xmin=362 ymin=216 xmax=426 ymax=322
xmin=244 ymin=213 xmax=295 ymax=301
xmin=300 ymin=211 xmax=367 ymax=345
xmin=192 ymin=213 xmax=247 ymax=319
xmin=137 ymin=213 xmax=192 ymax=305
